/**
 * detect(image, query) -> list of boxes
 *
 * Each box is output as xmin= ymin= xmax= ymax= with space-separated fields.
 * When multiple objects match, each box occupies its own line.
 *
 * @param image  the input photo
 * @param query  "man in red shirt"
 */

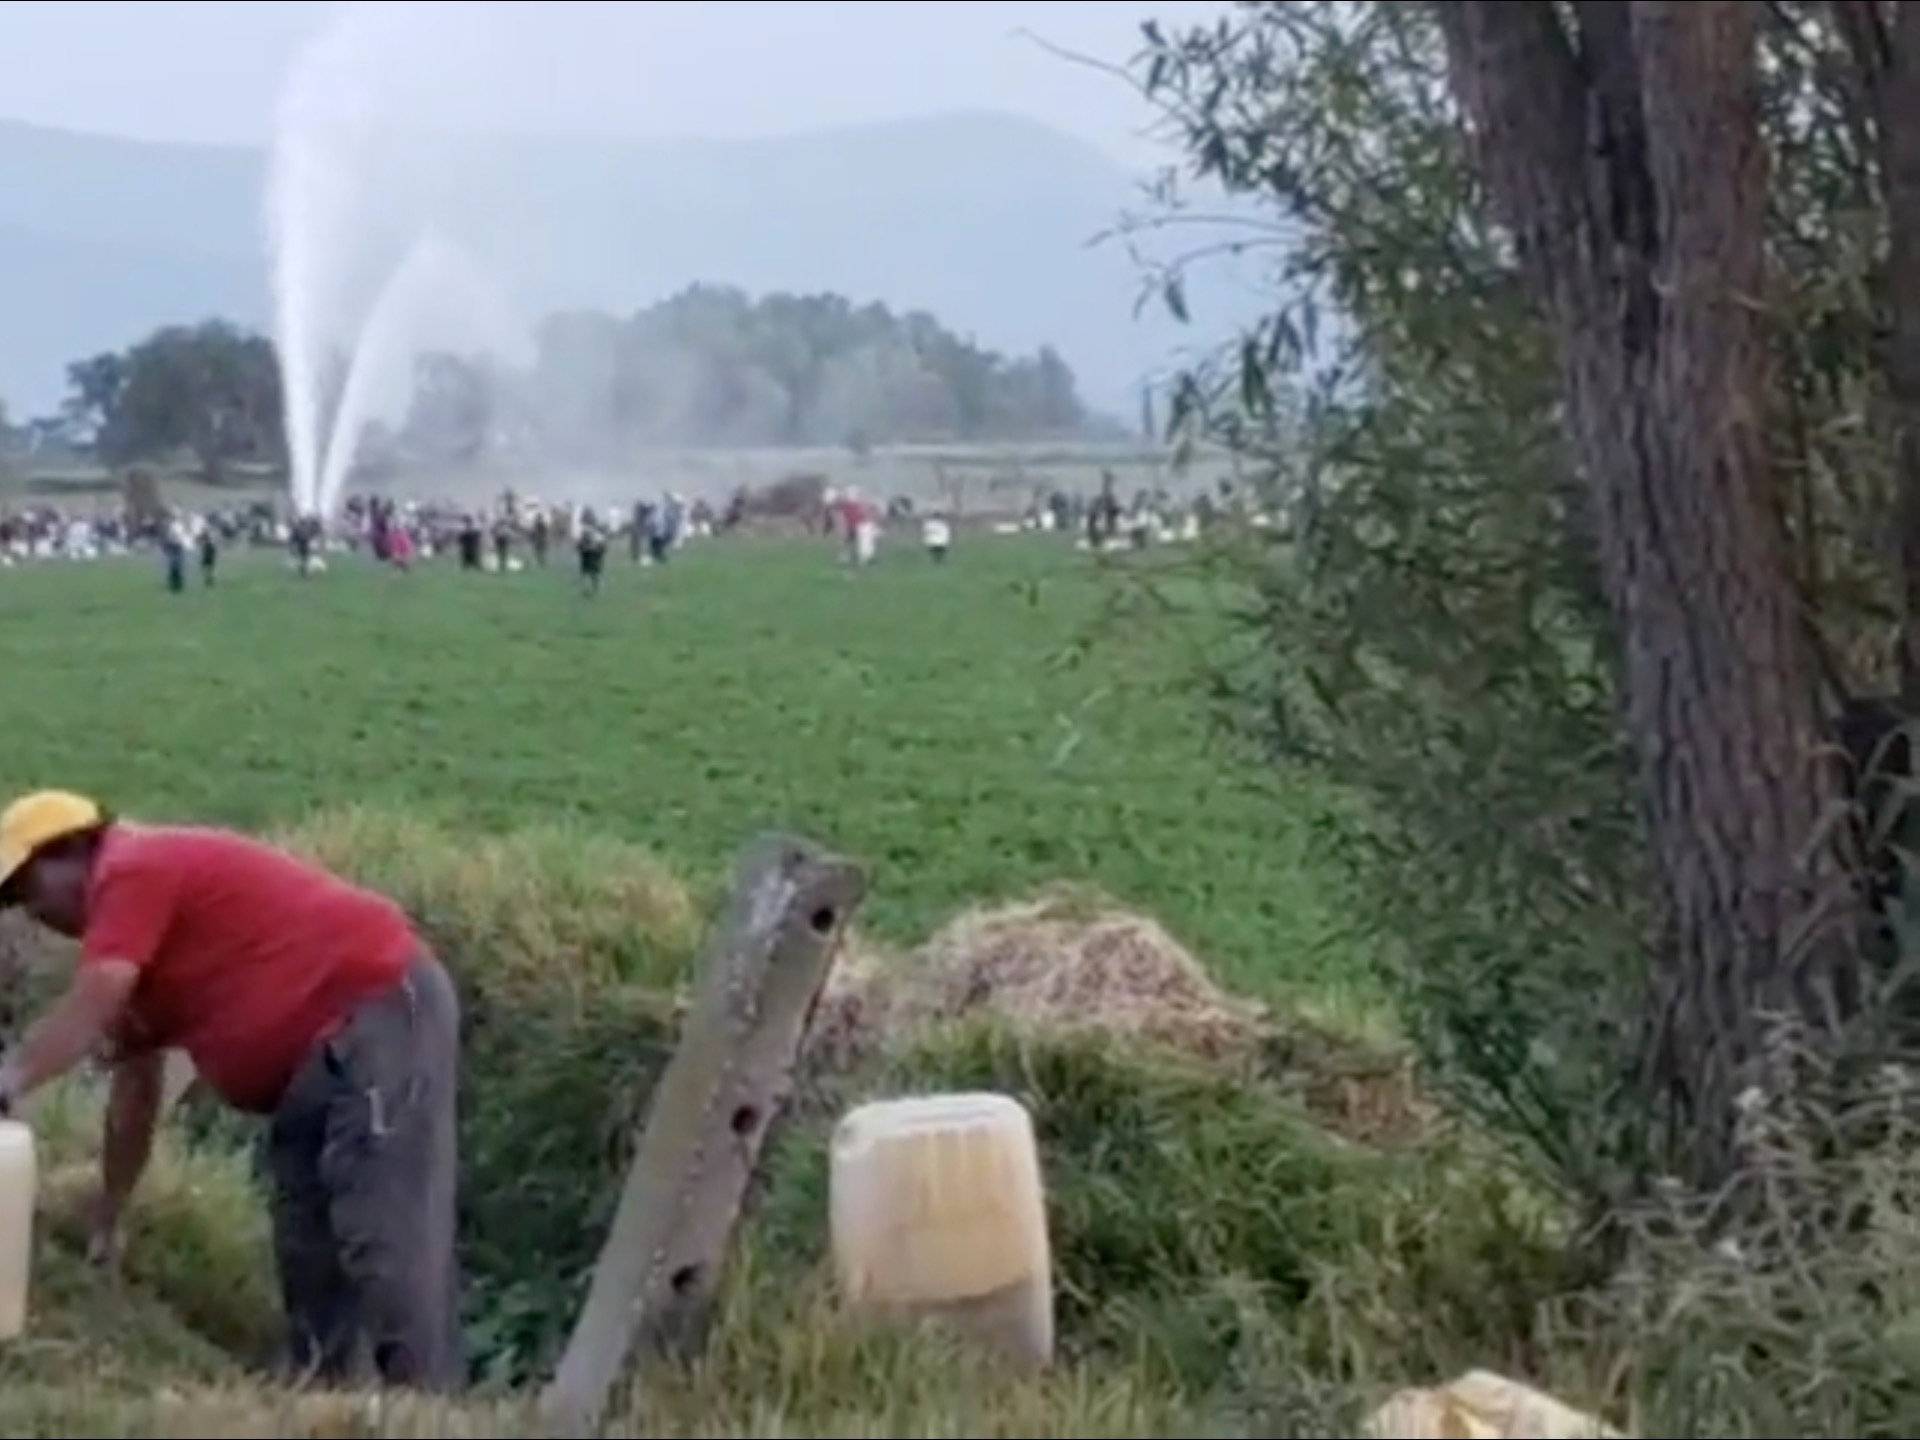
xmin=0 ymin=790 xmax=463 ymax=1390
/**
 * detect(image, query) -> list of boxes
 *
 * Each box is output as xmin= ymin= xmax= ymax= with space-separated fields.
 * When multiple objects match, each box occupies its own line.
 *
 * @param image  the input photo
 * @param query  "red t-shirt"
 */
xmin=81 ymin=824 xmax=419 ymax=1112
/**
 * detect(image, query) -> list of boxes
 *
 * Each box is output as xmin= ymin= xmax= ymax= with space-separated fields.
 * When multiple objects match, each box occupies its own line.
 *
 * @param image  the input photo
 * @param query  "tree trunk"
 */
xmin=1436 ymin=1 xmax=1855 ymax=1181
xmin=1835 ymin=2 xmax=1920 ymax=704
xmin=1880 ymin=8 xmax=1920 ymax=707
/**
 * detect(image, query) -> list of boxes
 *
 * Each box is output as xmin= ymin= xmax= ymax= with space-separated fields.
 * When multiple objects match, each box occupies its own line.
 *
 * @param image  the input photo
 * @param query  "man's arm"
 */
xmin=90 ymin=1048 xmax=164 ymax=1266
xmin=0 ymin=960 xmax=140 ymax=1105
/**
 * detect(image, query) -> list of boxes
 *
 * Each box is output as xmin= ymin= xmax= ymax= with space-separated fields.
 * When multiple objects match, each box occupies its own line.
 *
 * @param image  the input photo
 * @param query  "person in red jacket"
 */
xmin=0 ymin=790 xmax=463 ymax=1391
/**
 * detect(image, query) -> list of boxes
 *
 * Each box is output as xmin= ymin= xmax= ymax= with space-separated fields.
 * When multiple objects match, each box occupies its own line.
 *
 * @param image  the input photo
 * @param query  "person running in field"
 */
xmin=922 ymin=511 xmax=952 ymax=563
xmin=630 ymin=501 xmax=650 ymax=564
xmin=161 ymin=519 xmax=187 ymax=594
xmin=290 ymin=516 xmax=319 ymax=577
xmin=839 ymin=489 xmax=878 ymax=566
xmin=457 ymin=516 xmax=483 ymax=572
xmin=491 ymin=518 xmax=513 ymax=574
xmin=0 ymin=791 xmax=464 ymax=1391
xmin=198 ymin=528 xmax=219 ymax=587
xmin=530 ymin=511 xmax=551 ymax=567
xmin=388 ymin=523 xmax=416 ymax=572
xmin=647 ymin=500 xmax=673 ymax=566
xmin=577 ymin=511 xmax=609 ymax=597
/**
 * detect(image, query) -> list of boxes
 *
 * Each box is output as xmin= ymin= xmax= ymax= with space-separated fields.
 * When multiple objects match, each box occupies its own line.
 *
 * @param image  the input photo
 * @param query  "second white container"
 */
xmin=829 ymin=1091 xmax=1052 ymax=1367
xmin=0 ymin=1119 xmax=36 ymax=1340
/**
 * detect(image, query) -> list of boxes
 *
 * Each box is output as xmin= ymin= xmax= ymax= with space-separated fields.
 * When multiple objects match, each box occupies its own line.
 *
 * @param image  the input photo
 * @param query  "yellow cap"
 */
xmin=0 ymin=790 xmax=104 ymax=895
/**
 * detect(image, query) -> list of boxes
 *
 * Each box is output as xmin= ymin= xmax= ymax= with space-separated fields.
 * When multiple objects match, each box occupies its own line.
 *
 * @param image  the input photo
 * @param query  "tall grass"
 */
xmin=280 ymin=807 xmax=703 ymax=994
xmin=281 ymin=808 xmax=701 ymax=1383
xmin=20 ymin=808 xmax=1912 ymax=1438
xmin=752 ymin=1022 xmax=1571 ymax=1409
xmin=0 ymin=807 xmax=1593 ymax=1436
xmin=1563 ymin=1028 xmax=1920 ymax=1437
xmin=29 ymin=1084 xmax=279 ymax=1362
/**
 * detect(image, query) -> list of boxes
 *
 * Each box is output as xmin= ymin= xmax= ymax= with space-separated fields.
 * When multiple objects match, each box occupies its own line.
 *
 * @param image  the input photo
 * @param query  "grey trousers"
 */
xmin=266 ymin=954 xmax=464 ymax=1391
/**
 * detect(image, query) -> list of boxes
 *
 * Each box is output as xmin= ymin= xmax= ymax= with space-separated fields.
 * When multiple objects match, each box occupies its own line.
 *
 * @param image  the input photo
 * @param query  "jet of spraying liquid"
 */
xmin=266 ymin=4 xmax=419 ymax=517
xmin=315 ymin=234 xmax=519 ymax=517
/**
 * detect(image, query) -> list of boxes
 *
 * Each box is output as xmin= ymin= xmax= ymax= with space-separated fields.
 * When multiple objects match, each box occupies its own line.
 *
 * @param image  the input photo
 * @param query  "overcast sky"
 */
xmin=0 ymin=1 xmax=1224 ymax=163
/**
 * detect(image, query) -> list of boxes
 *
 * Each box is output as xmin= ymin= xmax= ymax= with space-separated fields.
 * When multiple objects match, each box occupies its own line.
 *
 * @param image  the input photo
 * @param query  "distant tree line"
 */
xmin=63 ymin=321 xmax=283 ymax=484
xmin=393 ymin=285 xmax=1108 ymax=464
xmin=2 ymin=287 xmax=1109 ymax=482
xmin=518 ymin=285 xmax=1099 ymax=454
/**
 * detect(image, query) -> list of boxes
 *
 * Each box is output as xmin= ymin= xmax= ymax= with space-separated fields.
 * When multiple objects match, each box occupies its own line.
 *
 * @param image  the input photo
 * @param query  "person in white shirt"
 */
xmin=922 ymin=513 xmax=952 ymax=564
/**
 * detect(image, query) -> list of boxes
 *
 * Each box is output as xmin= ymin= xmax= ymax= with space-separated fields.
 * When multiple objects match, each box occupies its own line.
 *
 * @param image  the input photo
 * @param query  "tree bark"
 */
xmin=1835 ymin=2 xmax=1920 ymax=705
xmin=1436 ymin=0 xmax=1855 ymax=1181
xmin=1876 ymin=9 xmax=1920 ymax=706
xmin=540 ymin=834 xmax=865 ymax=1434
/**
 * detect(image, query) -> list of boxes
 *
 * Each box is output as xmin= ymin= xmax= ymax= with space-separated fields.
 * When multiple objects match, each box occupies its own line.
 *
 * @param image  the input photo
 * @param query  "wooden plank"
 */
xmin=540 ymin=833 xmax=865 ymax=1432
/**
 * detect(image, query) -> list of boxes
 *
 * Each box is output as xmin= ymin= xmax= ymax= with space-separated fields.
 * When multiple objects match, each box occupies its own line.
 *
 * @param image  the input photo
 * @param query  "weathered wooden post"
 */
xmin=540 ymin=833 xmax=865 ymax=1432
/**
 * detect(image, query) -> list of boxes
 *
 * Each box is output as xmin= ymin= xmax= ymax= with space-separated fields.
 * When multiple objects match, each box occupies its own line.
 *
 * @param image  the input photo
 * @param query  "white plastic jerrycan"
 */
xmin=0 ymin=1119 xmax=33 ymax=1339
xmin=830 ymin=1092 xmax=1052 ymax=1368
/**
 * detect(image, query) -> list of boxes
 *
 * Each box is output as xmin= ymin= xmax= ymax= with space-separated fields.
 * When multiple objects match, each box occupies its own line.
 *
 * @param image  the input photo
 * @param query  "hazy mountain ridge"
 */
xmin=0 ymin=111 xmax=1220 ymax=421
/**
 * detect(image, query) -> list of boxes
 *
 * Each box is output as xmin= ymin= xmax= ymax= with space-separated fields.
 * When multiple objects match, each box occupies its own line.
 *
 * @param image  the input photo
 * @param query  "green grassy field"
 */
xmin=0 ymin=536 xmax=1832 ymax=1439
xmin=0 ymin=535 xmax=1541 ymax=1438
xmin=0 ymin=535 xmax=1370 ymax=1015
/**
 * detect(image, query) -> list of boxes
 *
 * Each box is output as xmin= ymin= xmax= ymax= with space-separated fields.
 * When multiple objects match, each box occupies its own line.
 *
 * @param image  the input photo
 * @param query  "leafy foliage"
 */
xmin=1134 ymin=3 xmax=1649 ymax=1196
xmin=1575 ymin=1022 xmax=1920 ymax=1436
xmin=1132 ymin=0 xmax=1920 ymax=1198
xmin=65 ymin=322 xmax=282 ymax=483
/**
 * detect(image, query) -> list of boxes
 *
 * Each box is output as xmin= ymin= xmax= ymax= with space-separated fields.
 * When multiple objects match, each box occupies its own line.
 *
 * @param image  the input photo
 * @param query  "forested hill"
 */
xmin=474 ymin=286 xmax=1104 ymax=454
xmin=0 ymin=110 xmax=1213 ymax=423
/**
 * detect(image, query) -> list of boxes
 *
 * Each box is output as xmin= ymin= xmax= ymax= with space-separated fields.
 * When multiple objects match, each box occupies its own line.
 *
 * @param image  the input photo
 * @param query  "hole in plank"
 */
xmin=810 ymin=907 xmax=836 ymax=935
xmin=731 ymin=1104 xmax=759 ymax=1136
xmin=670 ymin=1264 xmax=700 ymax=1296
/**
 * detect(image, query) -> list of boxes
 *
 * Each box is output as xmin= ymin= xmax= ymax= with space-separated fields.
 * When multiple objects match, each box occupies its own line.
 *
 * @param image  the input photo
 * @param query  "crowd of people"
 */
xmin=0 ymin=501 xmax=277 ymax=569
xmin=1048 ymin=472 xmax=1251 ymax=551
xmin=0 ymin=471 xmax=1251 ymax=595
xmin=817 ymin=475 xmax=1240 ymax=569
xmin=338 ymin=490 xmax=723 ymax=594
